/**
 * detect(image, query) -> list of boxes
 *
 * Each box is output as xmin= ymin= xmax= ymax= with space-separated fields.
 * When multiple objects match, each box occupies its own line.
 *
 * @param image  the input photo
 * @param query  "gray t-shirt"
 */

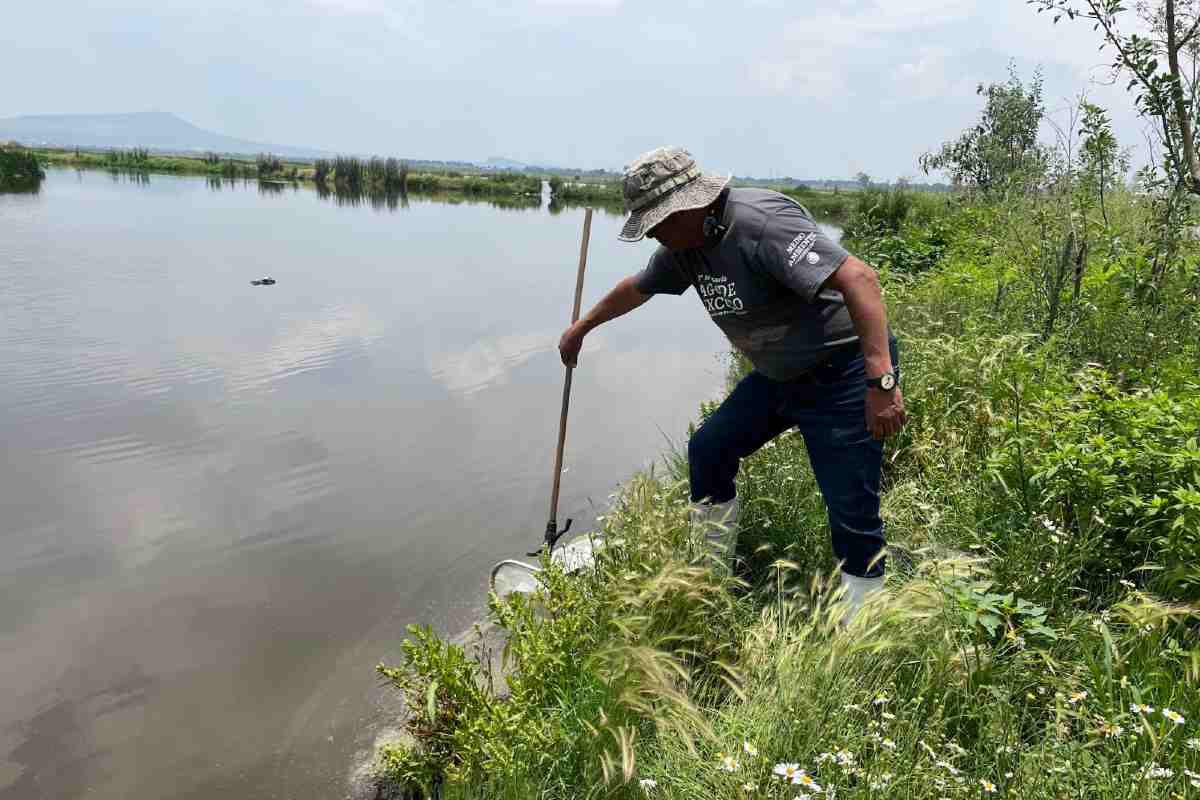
xmin=634 ymin=187 xmax=857 ymax=381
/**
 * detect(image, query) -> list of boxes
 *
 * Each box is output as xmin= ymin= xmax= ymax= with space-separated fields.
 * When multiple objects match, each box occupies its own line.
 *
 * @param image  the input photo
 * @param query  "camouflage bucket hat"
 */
xmin=618 ymin=146 xmax=730 ymax=242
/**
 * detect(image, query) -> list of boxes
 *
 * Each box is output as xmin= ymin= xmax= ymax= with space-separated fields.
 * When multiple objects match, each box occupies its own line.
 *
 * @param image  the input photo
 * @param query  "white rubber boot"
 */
xmin=689 ymin=496 xmax=740 ymax=576
xmin=839 ymin=570 xmax=884 ymax=625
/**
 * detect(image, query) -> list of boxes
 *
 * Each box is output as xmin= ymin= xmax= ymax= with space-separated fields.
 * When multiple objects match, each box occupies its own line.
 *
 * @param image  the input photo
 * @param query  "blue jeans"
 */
xmin=688 ymin=339 xmax=899 ymax=578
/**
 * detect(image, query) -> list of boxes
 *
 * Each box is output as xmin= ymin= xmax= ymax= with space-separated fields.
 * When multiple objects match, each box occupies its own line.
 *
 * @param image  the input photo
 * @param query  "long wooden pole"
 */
xmin=546 ymin=207 xmax=593 ymax=542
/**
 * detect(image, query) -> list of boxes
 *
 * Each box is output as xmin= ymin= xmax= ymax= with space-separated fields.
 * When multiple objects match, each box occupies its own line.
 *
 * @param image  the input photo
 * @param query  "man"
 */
xmin=557 ymin=146 xmax=906 ymax=616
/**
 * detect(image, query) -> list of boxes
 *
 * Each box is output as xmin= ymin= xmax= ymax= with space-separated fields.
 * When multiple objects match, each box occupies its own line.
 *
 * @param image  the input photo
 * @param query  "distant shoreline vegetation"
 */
xmin=26 ymin=145 xmax=913 ymax=221
xmin=30 ymin=146 xmax=553 ymax=204
xmin=0 ymin=144 xmax=46 ymax=191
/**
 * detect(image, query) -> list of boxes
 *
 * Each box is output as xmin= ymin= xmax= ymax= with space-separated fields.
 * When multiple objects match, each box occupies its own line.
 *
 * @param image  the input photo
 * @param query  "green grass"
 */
xmin=373 ymin=187 xmax=1200 ymax=799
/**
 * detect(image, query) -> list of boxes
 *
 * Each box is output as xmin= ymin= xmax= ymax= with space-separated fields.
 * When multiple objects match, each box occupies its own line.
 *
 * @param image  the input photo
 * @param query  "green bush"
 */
xmin=0 ymin=147 xmax=45 ymax=190
xmin=989 ymin=370 xmax=1200 ymax=600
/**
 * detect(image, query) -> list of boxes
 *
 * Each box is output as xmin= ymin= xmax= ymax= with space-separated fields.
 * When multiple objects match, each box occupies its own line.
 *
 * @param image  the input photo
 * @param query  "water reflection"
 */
xmin=80 ymin=166 xmax=625 ymax=216
xmin=106 ymin=169 xmax=150 ymax=186
xmin=0 ymin=168 xmax=742 ymax=800
xmin=256 ymin=180 xmax=292 ymax=197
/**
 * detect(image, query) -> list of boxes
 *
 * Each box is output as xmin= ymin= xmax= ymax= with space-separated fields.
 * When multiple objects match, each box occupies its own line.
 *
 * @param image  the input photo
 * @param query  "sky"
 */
xmin=0 ymin=0 xmax=1156 ymax=180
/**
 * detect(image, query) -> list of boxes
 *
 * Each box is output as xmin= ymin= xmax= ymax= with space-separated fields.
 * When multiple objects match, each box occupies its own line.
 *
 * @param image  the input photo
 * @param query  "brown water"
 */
xmin=0 ymin=170 xmax=841 ymax=799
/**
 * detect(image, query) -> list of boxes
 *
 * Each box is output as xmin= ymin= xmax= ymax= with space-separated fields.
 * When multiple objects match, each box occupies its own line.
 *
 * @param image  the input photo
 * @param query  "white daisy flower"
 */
xmin=772 ymin=763 xmax=801 ymax=782
xmin=639 ymin=778 xmax=657 ymax=791
xmin=1162 ymin=708 xmax=1185 ymax=725
xmin=981 ymin=779 xmax=998 ymax=793
xmin=1130 ymin=703 xmax=1154 ymax=715
xmin=718 ymin=753 xmax=739 ymax=772
xmin=794 ymin=773 xmax=822 ymax=792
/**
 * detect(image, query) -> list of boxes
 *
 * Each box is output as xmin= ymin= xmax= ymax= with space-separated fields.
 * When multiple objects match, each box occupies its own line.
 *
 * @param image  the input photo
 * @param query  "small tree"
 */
xmin=1077 ymin=101 xmax=1129 ymax=226
xmin=1028 ymin=0 xmax=1200 ymax=194
xmin=920 ymin=64 xmax=1048 ymax=195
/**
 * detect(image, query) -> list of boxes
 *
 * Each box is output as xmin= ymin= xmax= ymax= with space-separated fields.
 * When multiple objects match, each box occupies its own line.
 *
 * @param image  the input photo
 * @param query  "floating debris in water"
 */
xmin=250 ymin=277 xmax=277 ymax=286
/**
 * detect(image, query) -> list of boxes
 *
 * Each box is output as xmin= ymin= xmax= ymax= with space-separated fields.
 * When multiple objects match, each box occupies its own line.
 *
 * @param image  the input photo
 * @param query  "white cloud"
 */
xmin=750 ymin=0 xmax=976 ymax=98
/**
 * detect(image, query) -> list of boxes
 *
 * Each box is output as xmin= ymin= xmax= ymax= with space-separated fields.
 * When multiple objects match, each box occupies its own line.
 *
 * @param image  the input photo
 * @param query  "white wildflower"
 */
xmin=772 ymin=763 xmax=801 ymax=782
xmin=1162 ymin=708 xmax=1185 ymax=725
xmin=639 ymin=778 xmax=657 ymax=791
xmin=718 ymin=753 xmax=739 ymax=772
xmin=794 ymin=773 xmax=822 ymax=792
xmin=981 ymin=779 xmax=998 ymax=793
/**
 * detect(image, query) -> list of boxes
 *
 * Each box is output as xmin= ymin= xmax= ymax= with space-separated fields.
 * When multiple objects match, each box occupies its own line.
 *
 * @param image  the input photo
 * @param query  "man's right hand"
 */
xmin=558 ymin=322 xmax=586 ymax=367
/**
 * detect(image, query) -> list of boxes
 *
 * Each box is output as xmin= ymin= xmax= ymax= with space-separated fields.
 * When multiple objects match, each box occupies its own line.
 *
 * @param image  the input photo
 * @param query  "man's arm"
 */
xmin=824 ymin=255 xmax=906 ymax=439
xmin=558 ymin=275 xmax=651 ymax=366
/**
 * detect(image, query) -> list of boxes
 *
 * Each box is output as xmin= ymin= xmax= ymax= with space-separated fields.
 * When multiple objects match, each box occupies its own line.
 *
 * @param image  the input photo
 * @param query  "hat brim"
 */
xmin=618 ymin=173 xmax=731 ymax=242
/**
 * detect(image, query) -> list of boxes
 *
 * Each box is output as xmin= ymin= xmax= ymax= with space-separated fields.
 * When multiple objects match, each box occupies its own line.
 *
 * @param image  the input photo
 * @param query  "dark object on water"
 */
xmin=250 ymin=277 xmax=277 ymax=286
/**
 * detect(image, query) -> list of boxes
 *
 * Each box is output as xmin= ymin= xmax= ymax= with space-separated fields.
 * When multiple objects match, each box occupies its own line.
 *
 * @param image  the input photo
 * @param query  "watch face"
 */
xmin=880 ymin=373 xmax=896 ymax=390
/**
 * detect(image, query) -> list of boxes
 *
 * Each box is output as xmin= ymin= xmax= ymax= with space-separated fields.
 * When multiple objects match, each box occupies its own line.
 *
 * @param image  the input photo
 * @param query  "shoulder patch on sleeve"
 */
xmin=785 ymin=230 xmax=818 ymax=268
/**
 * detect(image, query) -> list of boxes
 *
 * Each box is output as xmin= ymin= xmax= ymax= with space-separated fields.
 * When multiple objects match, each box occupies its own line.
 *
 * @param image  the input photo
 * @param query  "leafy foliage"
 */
xmin=0 ymin=146 xmax=45 ymax=190
xmin=920 ymin=65 xmax=1048 ymax=195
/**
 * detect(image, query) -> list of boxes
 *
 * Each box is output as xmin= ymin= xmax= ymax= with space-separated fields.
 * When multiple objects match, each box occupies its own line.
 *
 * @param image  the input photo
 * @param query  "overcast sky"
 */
xmin=0 ymin=0 xmax=1155 ymax=179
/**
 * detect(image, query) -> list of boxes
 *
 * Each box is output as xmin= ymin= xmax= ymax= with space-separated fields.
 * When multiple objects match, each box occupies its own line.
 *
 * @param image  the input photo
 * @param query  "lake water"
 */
xmin=0 ymin=169 xmax=839 ymax=799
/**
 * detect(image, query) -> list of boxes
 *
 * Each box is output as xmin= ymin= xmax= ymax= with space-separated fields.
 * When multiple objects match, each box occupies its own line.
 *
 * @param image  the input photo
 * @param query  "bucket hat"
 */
xmin=619 ymin=146 xmax=730 ymax=242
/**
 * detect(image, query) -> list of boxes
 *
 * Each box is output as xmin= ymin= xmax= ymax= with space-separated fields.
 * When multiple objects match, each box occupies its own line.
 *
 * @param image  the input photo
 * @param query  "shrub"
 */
xmin=0 ymin=147 xmax=45 ymax=189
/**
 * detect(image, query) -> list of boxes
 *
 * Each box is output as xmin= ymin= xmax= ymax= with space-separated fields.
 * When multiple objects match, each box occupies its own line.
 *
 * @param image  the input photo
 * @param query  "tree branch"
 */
xmin=1165 ymin=0 xmax=1200 ymax=191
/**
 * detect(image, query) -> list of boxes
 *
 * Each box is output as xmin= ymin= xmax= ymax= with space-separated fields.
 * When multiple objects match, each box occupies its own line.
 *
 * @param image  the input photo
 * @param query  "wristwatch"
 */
xmin=866 ymin=372 xmax=897 ymax=391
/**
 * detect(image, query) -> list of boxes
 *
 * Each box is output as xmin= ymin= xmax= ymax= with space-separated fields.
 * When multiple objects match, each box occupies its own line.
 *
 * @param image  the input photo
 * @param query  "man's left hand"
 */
xmin=866 ymin=386 xmax=906 ymax=440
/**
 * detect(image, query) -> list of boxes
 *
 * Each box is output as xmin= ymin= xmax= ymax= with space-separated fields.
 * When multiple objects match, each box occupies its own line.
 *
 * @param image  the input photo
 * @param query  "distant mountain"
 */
xmin=480 ymin=156 xmax=528 ymax=170
xmin=0 ymin=112 xmax=328 ymax=159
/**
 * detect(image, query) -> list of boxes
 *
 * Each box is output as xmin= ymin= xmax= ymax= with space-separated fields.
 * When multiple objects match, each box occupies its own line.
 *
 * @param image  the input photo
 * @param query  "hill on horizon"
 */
xmin=0 ymin=112 xmax=329 ymax=159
